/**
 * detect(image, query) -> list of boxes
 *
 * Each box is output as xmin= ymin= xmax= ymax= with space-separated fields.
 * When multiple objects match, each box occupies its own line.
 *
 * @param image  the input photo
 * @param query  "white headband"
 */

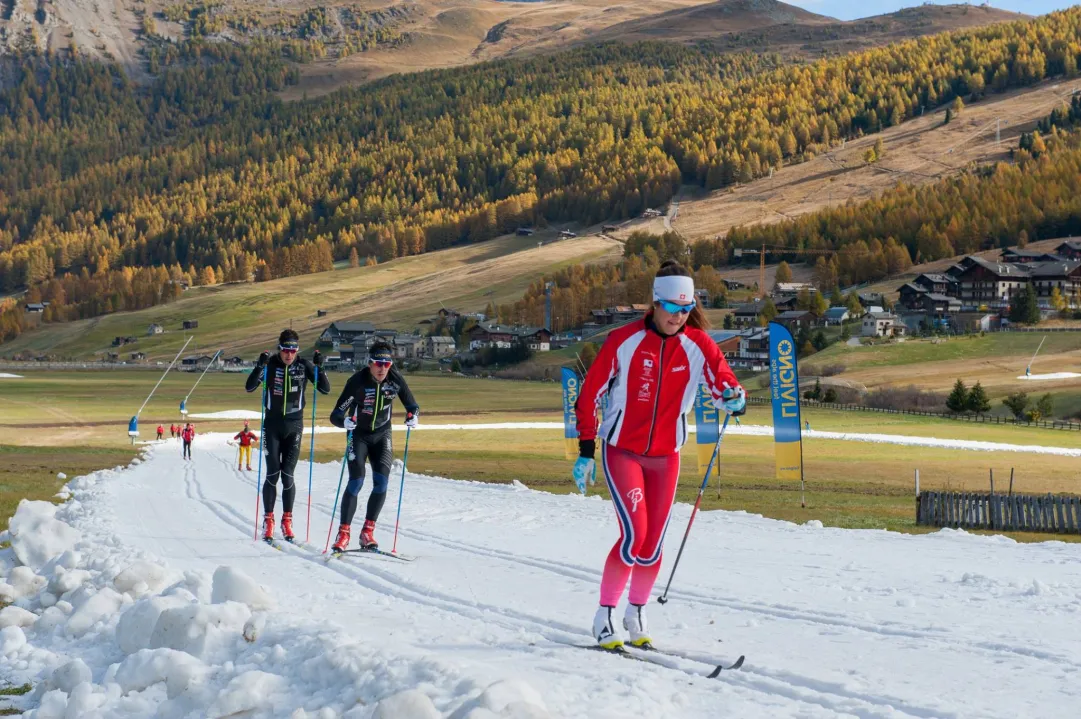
xmin=653 ymin=275 xmax=695 ymax=304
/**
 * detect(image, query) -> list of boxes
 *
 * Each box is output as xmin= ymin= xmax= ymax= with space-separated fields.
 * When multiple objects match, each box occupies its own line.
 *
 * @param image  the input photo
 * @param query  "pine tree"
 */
xmin=966 ymin=381 xmax=991 ymax=416
xmin=947 ymin=378 xmax=969 ymax=413
xmin=1009 ymin=284 xmax=1041 ymax=325
xmin=1002 ymin=391 xmax=1029 ymax=420
xmin=1036 ymin=393 xmax=1054 ymax=419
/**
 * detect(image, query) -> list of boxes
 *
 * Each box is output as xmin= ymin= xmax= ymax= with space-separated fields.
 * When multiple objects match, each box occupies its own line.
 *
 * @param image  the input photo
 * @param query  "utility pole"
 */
xmin=996 ymin=118 xmax=1001 ymax=146
xmin=544 ymin=282 xmax=554 ymax=331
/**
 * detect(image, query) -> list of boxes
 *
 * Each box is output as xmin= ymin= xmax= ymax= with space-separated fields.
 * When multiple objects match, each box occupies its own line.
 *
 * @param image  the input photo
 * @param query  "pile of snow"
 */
xmin=1019 ymin=372 xmax=1081 ymax=380
xmin=187 ymin=410 xmax=262 ymax=420
xmin=0 ymin=474 xmax=549 ymax=717
xmin=0 ymin=372 xmax=23 ymax=378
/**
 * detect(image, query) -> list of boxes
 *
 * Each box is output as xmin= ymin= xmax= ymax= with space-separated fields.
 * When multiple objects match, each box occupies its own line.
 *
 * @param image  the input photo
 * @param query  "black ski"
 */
xmin=575 ymin=643 xmax=739 ymax=678
xmin=328 ymin=547 xmax=415 ymax=562
xmin=631 ymin=643 xmax=744 ymax=677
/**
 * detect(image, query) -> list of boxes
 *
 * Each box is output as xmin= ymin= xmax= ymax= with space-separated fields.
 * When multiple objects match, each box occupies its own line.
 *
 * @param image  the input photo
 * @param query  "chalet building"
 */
xmin=588 ymin=305 xmax=650 ymax=326
xmin=920 ymin=293 xmax=962 ymax=316
xmin=823 ymin=307 xmax=850 ymax=325
xmin=1027 ymin=260 xmax=1081 ymax=301
xmin=912 ymin=273 xmax=958 ymax=296
xmin=952 ymin=257 xmax=1029 ymax=307
xmin=1000 ymin=248 xmax=1063 ymax=264
xmin=427 ymin=336 xmax=456 ymax=358
xmin=468 ymin=323 xmax=551 ymax=352
xmin=773 ymin=283 xmax=815 ymax=299
xmin=862 ymin=312 xmax=905 ymax=338
xmin=319 ymin=321 xmax=376 ymax=349
xmin=393 ymin=335 xmax=425 ymax=360
xmin=735 ymin=327 xmax=770 ymax=370
xmin=731 ymin=303 xmax=763 ymax=328
xmin=898 ymin=282 xmax=928 ymax=310
xmin=707 ymin=330 xmax=742 ymax=358
xmin=1054 ymin=239 xmax=1081 ymax=260
xmin=775 ymin=310 xmax=816 ymax=330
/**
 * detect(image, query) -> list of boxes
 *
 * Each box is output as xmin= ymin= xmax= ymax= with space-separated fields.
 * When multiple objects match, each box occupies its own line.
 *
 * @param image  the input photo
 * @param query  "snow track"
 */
xmin=3 ymin=434 xmax=1081 ymax=717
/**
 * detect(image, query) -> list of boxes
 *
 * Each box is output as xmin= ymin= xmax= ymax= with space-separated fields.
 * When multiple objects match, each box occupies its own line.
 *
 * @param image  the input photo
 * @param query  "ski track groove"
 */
xmin=397 ymin=519 xmax=1081 ymax=672
xmin=161 ymin=447 xmax=952 ymax=719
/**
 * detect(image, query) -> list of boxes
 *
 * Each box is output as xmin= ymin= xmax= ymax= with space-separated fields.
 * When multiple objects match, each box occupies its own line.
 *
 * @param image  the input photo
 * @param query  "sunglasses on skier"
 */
xmin=278 ymin=343 xmax=299 ymax=354
xmin=657 ymin=299 xmax=696 ymax=315
xmin=369 ymin=359 xmax=393 ymax=369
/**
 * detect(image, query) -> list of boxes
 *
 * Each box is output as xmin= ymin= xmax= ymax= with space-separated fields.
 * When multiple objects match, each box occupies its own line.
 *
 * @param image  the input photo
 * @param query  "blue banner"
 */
xmin=768 ymin=322 xmax=804 ymax=481
xmin=561 ymin=367 xmax=581 ymax=459
xmin=693 ymin=384 xmax=719 ymax=472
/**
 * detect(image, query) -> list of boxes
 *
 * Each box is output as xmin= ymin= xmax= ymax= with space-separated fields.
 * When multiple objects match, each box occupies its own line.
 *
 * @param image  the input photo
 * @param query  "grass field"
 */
xmin=4 ymin=369 xmax=1080 ymax=544
xmin=801 ymin=331 xmax=1081 ymax=417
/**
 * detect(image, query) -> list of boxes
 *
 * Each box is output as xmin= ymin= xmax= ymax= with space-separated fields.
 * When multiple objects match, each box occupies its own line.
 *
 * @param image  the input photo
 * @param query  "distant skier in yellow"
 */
xmin=234 ymin=420 xmax=259 ymax=471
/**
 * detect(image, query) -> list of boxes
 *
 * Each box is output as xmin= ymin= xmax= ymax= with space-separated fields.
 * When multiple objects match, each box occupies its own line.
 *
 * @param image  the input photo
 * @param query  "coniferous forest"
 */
xmin=5 ymin=8 xmax=1081 ymax=340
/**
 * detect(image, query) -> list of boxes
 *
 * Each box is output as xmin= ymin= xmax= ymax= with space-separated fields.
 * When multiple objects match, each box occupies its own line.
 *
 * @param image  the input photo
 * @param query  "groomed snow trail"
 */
xmin=3 ymin=434 xmax=1081 ymax=717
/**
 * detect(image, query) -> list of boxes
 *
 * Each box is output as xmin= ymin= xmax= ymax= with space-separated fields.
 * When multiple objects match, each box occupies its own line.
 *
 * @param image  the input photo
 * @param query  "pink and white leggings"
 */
xmin=599 ymin=443 xmax=681 ymax=607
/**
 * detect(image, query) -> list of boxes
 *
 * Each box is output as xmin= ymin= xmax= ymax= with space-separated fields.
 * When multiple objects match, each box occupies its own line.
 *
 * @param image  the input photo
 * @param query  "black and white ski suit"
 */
xmin=246 ymin=355 xmax=331 ymax=514
xmin=329 ymin=366 xmax=418 ymax=526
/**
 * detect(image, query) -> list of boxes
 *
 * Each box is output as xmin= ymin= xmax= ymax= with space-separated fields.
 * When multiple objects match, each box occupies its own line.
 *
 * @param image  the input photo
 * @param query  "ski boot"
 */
xmin=593 ymin=606 xmax=623 ymax=650
xmin=262 ymin=513 xmax=274 ymax=544
xmin=247 ymin=465 xmax=253 ymax=471
xmin=623 ymin=603 xmax=652 ymax=648
xmin=358 ymin=519 xmax=378 ymax=550
xmin=332 ymin=524 xmax=351 ymax=554
xmin=281 ymin=512 xmax=295 ymax=543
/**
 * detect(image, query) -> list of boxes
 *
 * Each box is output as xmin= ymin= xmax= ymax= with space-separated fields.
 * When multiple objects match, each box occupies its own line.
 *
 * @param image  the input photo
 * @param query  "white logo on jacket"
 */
xmin=626 ymin=488 xmax=643 ymax=513
xmin=671 ymin=365 xmax=687 ymax=372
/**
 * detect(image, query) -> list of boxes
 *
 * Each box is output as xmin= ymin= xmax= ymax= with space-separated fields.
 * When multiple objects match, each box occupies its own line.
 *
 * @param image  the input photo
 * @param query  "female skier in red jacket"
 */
xmin=573 ymin=260 xmax=746 ymax=649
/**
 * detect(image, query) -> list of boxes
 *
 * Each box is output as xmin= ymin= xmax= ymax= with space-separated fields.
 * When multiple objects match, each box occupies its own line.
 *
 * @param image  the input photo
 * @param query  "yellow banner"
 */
xmin=774 ymin=441 xmax=803 ymax=481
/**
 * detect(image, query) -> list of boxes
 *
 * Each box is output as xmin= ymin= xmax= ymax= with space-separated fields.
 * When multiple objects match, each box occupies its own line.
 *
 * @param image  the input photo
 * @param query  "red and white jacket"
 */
xmin=575 ymin=317 xmax=742 ymax=457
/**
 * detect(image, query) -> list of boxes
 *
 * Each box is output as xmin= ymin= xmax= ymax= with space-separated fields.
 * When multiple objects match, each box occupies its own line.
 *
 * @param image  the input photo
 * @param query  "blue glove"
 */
xmin=572 ymin=457 xmax=596 ymax=495
xmin=721 ymin=386 xmax=746 ymax=415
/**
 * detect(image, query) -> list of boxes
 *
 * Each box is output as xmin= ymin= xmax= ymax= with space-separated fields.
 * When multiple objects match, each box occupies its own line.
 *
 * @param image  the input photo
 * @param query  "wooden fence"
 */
xmin=746 ymin=396 xmax=1081 ymax=431
xmin=916 ymin=490 xmax=1081 ymax=534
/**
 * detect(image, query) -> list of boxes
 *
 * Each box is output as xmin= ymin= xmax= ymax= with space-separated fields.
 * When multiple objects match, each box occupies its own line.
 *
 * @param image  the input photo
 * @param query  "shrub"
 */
xmin=864 ymin=385 xmax=946 ymax=412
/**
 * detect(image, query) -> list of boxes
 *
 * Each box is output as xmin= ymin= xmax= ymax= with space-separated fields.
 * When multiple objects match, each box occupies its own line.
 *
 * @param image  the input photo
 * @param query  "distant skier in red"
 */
xmin=156 ymin=424 xmax=164 ymax=440
xmin=170 ymin=423 xmax=178 ymax=439
xmin=234 ymin=420 xmax=258 ymax=471
xmin=181 ymin=423 xmax=195 ymax=460
xmin=574 ymin=260 xmax=746 ymax=650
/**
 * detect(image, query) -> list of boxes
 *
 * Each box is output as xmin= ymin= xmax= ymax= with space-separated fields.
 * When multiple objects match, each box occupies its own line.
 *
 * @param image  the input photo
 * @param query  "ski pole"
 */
xmin=391 ymin=427 xmax=412 ymax=554
xmin=306 ymin=366 xmax=318 ymax=543
xmin=253 ymin=365 xmax=268 ymax=541
xmin=323 ymin=430 xmax=352 ymax=554
xmin=658 ymin=413 xmax=731 ymax=605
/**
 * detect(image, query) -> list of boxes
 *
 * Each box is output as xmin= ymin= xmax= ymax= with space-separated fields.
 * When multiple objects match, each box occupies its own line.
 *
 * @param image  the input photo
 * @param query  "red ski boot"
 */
xmin=359 ymin=519 xmax=378 ymax=550
xmin=281 ymin=512 xmax=295 ymax=543
xmin=262 ymin=513 xmax=274 ymax=544
xmin=331 ymin=524 xmax=351 ymax=554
